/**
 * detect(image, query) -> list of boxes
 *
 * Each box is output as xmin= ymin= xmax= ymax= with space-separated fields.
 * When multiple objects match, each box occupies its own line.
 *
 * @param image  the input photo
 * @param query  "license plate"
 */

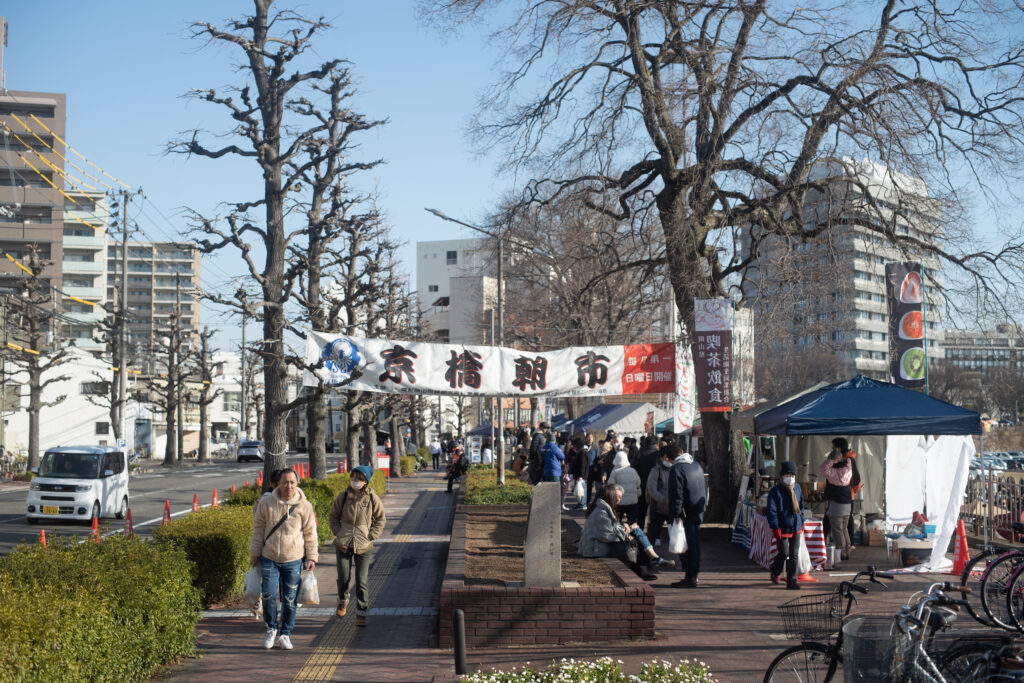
xmin=42 ymin=506 xmax=59 ymax=515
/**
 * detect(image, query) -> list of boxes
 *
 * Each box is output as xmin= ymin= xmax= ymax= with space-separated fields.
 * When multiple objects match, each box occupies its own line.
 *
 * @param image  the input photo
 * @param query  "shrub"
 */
xmin=153 ymin=505 xmax=253 ymax=606
xmin=460 ymin=657 xmax=715 ymax=682
xmin=464 ymin=466 xmax=532 ymax=505
xmin=400 ymin=455 xmax=416 ymax=476
xmin=0 ymin=534 xmax=200 ymax=682
xmin=417 ymin=446 xmax=430 ymax=460
xmin=225 ymin=483 xmax=261 ymax=506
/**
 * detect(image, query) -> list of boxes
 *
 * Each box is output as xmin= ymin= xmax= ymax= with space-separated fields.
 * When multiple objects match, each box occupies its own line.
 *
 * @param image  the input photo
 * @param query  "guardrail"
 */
xmin=963 ymin=468 xmax=1024 ymax=546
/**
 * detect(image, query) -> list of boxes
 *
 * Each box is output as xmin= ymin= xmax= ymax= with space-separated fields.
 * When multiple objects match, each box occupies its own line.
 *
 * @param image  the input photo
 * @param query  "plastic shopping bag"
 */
xmin=573 ymin=478 xmax=586 ymax=504
xmin=668 ymin=519 xmax=688 ymax=555
xmin=797 ymin=534 xmax=812 ymax=575
xmin=243 ymin=566 xmax=262 ymax=610
xmin=297 ymin=570 xmax=320 ymax=606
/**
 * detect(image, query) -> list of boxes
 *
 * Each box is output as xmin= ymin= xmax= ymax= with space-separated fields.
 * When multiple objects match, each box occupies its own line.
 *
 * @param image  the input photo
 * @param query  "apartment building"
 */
xmin=62 ymin=190 xmax=108 ymax=351
xmin=0 ymin=90 xmax=66 ymax=296
xmin=416 ymin=238 xmax=497 ymax=344
xmin=741 ymin=158 xmax=945 ymax=382
xmin=105 ymin=240 xmax=201 ymax=355
xmin=944 ymin=324 xmax=1024 ymax=372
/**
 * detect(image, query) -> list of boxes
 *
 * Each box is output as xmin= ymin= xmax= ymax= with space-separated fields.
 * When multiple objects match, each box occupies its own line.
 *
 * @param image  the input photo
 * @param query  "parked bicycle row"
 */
xmin=764 ymin=566 xmax=1024 ymax=682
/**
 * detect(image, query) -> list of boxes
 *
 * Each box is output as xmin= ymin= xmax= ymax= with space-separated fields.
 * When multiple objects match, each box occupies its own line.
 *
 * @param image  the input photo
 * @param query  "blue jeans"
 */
xmin=629 ymin=526 xmax=654 ymax=552
xmin=261 ymin=557 xmax=301 ymax=636
xmin=682 ymin=515 xmax=702 ymax=580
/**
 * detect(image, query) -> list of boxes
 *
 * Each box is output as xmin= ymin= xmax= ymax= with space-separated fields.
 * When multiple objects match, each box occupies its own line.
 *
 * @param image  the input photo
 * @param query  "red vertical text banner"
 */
xmin=885 ymin=262 xmax=926 ymax=389
xmin=693 ymin=299 xmax=733 ymax=412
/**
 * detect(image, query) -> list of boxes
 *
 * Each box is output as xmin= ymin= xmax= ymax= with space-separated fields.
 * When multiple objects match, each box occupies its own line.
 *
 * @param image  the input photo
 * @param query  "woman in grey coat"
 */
xmin=578 ymin=484 xmax=672 ymax=580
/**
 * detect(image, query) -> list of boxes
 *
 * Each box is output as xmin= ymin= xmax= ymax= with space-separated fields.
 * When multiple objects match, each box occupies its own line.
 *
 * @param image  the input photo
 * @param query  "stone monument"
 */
xmin=524 ymin=481 xmax=561 ymax=587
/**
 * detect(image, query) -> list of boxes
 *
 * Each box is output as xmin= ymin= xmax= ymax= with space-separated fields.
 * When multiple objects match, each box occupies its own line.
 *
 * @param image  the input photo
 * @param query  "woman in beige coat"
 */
xmin=329 ymin=466 xmax=385 ymax=626
xmin=249 ymin=468 xmax=318 ymax=650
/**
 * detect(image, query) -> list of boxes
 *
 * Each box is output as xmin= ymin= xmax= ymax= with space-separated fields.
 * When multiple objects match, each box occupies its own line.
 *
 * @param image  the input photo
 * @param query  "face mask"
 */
xmin=660 ymin=460 xmax=672 ymax=468
xmin=782 ymin=475 xmax=796 ymax=487
xmin=351 ymin=480 xmax=366 ymax=490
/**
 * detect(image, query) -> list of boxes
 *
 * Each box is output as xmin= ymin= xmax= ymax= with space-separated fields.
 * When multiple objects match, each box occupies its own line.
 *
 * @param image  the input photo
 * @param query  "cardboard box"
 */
xmin=866 ymin=529 xmax=886 ymax=547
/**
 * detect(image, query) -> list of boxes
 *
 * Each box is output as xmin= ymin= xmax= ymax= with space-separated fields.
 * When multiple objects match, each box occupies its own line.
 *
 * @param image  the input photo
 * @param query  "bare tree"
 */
xmin=6 ymin=251 xmax=71 ymax=469
xmin=195 ymin=327 xmax=224 ymax=462
xmin=427 ymin=0 xmax=1024 ymax=519
xmin=173 ymin=0 xmax=351 ymax=486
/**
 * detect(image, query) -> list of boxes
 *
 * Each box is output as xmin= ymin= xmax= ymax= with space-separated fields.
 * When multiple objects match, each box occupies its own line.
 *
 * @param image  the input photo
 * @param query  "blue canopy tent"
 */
xmin=566 ymin=402 xmax=668 ymax=435
xmin=467 ymin=422 xmax=497 ymax=437
xmin=549 ymin=413 xmax=571 ymax=431
xmin=750 ymin=375 xmax=983 ymax=553
xmin=754 ymin=375 xmax=981 ymax=437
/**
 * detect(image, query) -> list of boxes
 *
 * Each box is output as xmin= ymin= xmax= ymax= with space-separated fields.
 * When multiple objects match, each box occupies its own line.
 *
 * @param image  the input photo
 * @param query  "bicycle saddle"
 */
xmin=928 ymin=607 xmax=958 ymax=630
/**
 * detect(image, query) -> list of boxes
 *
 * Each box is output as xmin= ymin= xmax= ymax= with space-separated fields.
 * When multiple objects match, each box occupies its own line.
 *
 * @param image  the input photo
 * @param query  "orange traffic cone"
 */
xmin=231 ymin=483 xmax=236 ymax=493
xmin=257 ymin=471 xmax=263 ymax=487
xmin=212 ymin=488 xmax=219 ymax=507
xmin=91 ymin=516 xmax=100 ymax=543
xmin=337 ymin=460 xmax=342 ymax=474
xmin=951 ymin=519 xmax=969 ymax=575
xmin=125 ymin=508 xmax=134 ymax=538
xmin=39 ymin=529 xmax=46 ymax=548
xmin=342 ymin=460 xmax=347 ymax=473
xmin=191 ymin=493 xmax=199 ymax=512
xmin=797 ymin=572 xmax=819 ymax=583
xmin=161 ymin=499 xmax=171 ymax=526
xmin=245 ymin=480 xmax=250 ymax=488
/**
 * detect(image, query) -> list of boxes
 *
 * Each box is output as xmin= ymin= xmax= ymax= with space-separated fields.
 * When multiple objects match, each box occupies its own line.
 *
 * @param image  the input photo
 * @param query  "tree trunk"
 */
xmin=529 ymin=397 xmax=538 ymax=429
xmin=389 ymin=415 xmax=402 ymax=478
xmin=700 ymin=410 xmax=732 ymax=522
xmin=198 ymin=400 xmax=209 ymax=462
xmin=361 ymin=423 xmax=375 ymax=467
xmin=163 ymin=397 xmax=177 ymax=467
xmin=345 ymin=420 xmax=359 ymax=472
xmin=307 ymin=387 xmax=326 ymax=479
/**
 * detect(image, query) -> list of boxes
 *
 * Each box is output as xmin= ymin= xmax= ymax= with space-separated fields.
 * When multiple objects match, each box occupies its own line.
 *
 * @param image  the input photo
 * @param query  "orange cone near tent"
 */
xmin=212 ymin=489 xmax=219 ymax=507
xmin=797 ymin=572 xmax=819 ymax=583
xmin=39 ymin=529 xmax=46 ymax=548
xmin=161 ymin=499 xmax=171 ymax=526
xmin=125 ymin=508 xmax=134 ymax=538
xmin=951 ymin=519 xmax=969 ymax=575
xmin=91 ymin=516 xmax=100 ymax=543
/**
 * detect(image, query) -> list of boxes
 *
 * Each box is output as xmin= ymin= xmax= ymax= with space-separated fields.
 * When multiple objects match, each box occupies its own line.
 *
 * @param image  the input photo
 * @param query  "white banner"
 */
xmin=304 ymin=331 xmax=677 ymax=398
xmin=674 ymin=342 xmax=696 ymax=433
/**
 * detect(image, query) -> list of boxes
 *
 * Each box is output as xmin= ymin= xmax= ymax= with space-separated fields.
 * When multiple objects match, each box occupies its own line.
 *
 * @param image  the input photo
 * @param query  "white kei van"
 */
xmin=25 ymin=446 xmax=130 ymax=524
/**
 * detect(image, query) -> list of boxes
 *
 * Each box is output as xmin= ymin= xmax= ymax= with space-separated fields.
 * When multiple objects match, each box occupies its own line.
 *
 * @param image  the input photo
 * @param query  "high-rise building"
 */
xmin=62 ymin=189 xmax=108 ymax=351
xmin=943 ymin=325 xmax=1023 ymax=373
xmin=0 ymin=90 xmax=67 ymax=296
xmin=105 ymin=240 xmax=201 ymax=355
xmin=741 ymin=158 xmax=945 ymax=384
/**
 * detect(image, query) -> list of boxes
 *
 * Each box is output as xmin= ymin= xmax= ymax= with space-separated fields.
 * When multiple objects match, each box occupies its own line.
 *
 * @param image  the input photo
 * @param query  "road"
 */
xmin=0 ymin=453 xmax=341 ymax=555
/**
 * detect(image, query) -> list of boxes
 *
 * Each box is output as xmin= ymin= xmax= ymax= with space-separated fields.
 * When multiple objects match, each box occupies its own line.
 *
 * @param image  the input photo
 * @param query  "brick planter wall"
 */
xmin=439 ymin=504 xmax=655 ymax=648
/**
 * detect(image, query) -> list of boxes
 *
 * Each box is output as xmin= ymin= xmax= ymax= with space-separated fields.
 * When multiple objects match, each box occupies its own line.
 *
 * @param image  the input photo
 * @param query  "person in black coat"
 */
xmin=633 ymin=436 xmax=661 ymax=532
xmin=667 ymin=445 xmax=707 ymax=588
xmin=766 ymin=460 xmax=805 ymax=589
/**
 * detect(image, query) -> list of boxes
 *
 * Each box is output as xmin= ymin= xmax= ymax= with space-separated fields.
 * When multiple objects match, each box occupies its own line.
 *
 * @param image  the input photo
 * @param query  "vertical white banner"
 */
xmin=674 ymin=342 xmax=696 ymax=433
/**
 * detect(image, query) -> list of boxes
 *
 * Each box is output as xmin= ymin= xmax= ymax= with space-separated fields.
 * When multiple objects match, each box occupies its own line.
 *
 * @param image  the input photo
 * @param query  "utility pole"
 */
xmin=238 ymin=288 xmax=247 ymax=441
xmin=117 ymin=190 xmax=130 ymax=445
xmin=175 ymin=273 xmax=184 ymax=462
xmin=0 ymin=293 xmax=6 ymax=449
xmin=496 ymin=237 xmax=505 ymax=485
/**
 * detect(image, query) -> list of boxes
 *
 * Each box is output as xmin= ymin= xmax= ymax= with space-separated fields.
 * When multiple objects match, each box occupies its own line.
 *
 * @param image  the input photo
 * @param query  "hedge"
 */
xmin=464 ymin=465 xmax=533 ymax=505
xmin=169 ymin=469 xmax=387 ymax=603
xmin=400 ymin=455 xmax=416 ymax=476
xmin=0 ymin=534 xmax=200 ymax=682
xmin=461 ymin=657 xmax=715 ymax=682
xmin=152 ymin=505 xmax=254 ymax=607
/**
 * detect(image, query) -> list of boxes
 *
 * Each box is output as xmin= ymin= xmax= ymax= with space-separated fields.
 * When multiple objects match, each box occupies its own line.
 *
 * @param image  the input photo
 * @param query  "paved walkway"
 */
xmin=157 ymin=469 xmax=455 ymax=683
xmin=157 ymin=471 xmax=964 ymax=682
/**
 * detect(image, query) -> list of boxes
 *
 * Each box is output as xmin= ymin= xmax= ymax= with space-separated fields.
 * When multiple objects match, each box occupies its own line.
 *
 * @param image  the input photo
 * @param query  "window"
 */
xmin=95 ymin=421 xmax=110 ymax=435
xmin=103 ymin=452 xmax=124 ymax=475
xmin=428 ymin=285 xmax=439 ymax=292
xmin=224 ymin=392 xmax=241 ymax=412
xmin=81 ymin=382 xmax=109 ymax=396
xmin=446 ymin=250 xmax=457 ymax=265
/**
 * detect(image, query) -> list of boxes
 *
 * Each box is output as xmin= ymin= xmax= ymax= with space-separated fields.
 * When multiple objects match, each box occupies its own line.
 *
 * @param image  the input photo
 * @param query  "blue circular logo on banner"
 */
xmin=322 ymin=338 xmax=361 ymax=380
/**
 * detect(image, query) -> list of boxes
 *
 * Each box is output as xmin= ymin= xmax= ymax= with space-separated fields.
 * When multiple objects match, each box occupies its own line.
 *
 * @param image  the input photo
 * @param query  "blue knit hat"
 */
xmin=780 ymin=461 xmax=797 ymax=476
xmin=351 ymin=465 xmax=374 ymax=484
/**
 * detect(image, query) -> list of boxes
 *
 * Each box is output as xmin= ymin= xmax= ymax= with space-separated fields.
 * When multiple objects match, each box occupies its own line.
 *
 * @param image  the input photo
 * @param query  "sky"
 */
xmin=1 ymin=1 xmax=510 ymax=351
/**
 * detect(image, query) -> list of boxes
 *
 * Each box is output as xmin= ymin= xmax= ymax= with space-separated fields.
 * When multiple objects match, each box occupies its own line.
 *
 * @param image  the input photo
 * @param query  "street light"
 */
xmin=425 ymin=208 xmax=507 ymax=486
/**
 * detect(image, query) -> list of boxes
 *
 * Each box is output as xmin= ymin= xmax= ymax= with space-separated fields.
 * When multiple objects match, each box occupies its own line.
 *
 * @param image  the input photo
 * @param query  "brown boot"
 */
xmin=336 ymin=601 xmax=347 ymax=618
xmin=356 ymin=611 xmax=367 ymax=627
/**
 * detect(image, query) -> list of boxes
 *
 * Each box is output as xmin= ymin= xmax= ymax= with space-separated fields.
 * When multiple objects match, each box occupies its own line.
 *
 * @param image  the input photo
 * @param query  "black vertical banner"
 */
xmin=885 ymin=262 xmax=925 ymax=388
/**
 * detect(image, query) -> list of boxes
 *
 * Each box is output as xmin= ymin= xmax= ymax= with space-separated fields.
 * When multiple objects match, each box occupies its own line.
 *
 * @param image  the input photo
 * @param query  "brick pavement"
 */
xmin=156 ymin=472 xmax=965 ymax=683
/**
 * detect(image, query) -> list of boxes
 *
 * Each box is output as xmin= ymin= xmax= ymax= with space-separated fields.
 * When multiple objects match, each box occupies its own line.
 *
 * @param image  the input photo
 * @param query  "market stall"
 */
xmin=750 ymin=375 xmax=981 ymax=572
xmin=566 ymin=402 xmax=669 ymax=436
xmin=734 ymin=502 xmax=828 ymax=570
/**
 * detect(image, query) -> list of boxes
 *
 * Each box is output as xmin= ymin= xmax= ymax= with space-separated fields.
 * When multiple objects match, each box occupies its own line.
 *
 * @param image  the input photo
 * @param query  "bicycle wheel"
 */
xmin=935 ymin=640 xmax=1005 ymax=680
xmin=763 ymin=642 xmax=841 ymax=682
xmin=1007 ymin=558 xmax=1024 ymax=632
xmin=961 ymin=550 xmax=999 ymax=628
xmin=981 ymin=552 xmax=1024 ymax=630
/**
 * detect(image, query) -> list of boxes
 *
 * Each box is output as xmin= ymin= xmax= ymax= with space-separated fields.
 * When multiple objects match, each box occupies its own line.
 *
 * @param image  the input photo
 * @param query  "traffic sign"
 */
xmin=117 ymin=439 xmax=127 ymax=450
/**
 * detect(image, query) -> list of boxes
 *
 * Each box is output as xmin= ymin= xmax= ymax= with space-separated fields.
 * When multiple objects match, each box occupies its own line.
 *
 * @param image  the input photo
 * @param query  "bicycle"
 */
xmin=763 ymin=567 xmax=894 ymax=682
xmin=962 ymin=523 xmax=1024 ymax=631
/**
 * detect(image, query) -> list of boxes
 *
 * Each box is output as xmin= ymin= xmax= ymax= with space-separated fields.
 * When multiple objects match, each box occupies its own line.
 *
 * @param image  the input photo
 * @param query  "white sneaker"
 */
xmin=278 ymin=634 xmax=293 ymax=650
xmin=263 ymin=628 xmax=278 ymax=649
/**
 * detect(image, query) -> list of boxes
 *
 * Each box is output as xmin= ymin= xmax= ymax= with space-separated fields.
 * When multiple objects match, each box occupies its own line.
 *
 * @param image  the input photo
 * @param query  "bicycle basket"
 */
xmin=842 ymin=615 xmax=909 ymax=682
xmin=777 ymin=591 xmax=844 ymax=641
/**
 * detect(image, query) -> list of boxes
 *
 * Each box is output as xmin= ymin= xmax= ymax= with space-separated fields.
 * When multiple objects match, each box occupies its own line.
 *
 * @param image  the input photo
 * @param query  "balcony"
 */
xmin=63 ymin=235 xmax=105 ymax=248
xmin=63 ymin=285 xmax=103 ymax=299
xmin=62 ymin=260 xmax=105 ymax=274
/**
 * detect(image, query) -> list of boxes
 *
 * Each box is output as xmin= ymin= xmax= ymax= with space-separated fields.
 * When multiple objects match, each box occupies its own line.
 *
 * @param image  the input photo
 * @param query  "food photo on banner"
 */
xmin=885 ymin=262 xmax=926 ymax=388
xmin=303 ymin=331 xmax=677 ymax=398
xmin=692 ymin=298 xmax=733 ymax=412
